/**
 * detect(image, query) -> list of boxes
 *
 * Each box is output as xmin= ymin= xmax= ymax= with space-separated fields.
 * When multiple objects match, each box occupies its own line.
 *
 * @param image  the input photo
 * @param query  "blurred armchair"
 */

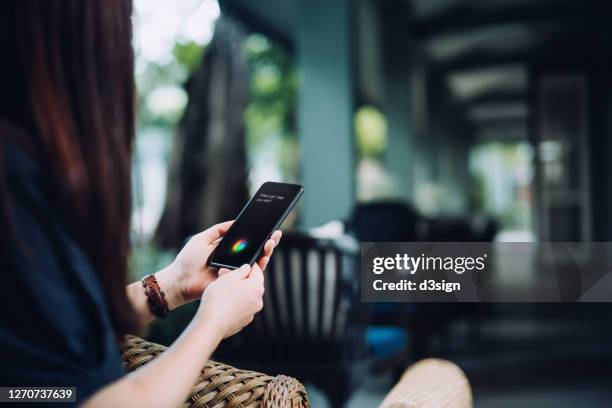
xmin=213 ymin=232 xmax=367 ymax=407
xmin=345 ymin=201 xmax=417 ymax=371
xmin=345 ymin=200 xmax=422 ymax=243
xmin=410 ymin=214 xmax=499 ymax=358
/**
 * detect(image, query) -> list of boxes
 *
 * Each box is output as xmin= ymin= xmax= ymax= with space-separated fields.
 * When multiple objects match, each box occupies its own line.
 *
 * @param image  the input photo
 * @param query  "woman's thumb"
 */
xmin=218 ymin=267 xmax=232 ymax=277
xmin=228 ymin=264 xmax=251 ymax=279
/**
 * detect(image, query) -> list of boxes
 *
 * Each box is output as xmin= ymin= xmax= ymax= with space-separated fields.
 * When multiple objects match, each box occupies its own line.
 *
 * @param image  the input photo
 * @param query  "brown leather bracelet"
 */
xmin=141 ymin=274 xmax=170 ymax=319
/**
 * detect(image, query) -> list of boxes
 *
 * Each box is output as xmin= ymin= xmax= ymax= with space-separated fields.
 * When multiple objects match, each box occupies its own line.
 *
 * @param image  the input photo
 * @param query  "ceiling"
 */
xmin=414 ymin=0 xmax=610 ymax=140
xmin=219 ymin=0 xmax=612 ymax=140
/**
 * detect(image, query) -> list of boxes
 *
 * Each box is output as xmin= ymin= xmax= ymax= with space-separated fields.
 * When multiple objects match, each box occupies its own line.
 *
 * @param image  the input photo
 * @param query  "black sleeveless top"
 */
xmin=0 ymin=121 xmax=125 ymax=403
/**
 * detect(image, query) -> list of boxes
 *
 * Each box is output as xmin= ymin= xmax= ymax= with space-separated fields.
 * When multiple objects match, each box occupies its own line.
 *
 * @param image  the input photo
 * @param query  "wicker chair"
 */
xmin=120 ymin=335 xmax=310 ymax=408
xmin=120 ymin=338 xmax=472 ymax=408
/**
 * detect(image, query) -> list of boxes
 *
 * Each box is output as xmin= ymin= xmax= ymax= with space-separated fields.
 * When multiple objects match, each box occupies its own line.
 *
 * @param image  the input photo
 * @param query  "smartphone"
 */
xmin=208 ymin=182 xmax=304 ymax=269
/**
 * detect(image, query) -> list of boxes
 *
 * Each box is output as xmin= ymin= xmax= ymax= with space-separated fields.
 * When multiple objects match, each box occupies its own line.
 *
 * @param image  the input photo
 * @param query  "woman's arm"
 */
xmin=85 ymin=264 xmax=265 ymax=408
xmin=126 ymin=221 xmax=281 ymax=326
xmin=126 ymin=264 xmax=183 ymax=326
xmin=86 ymin=317 xmax=221 ymax=407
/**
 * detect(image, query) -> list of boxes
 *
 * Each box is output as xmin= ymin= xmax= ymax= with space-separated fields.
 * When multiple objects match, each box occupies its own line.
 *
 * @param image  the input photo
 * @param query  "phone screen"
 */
xmin=209 ymin=182 xmax=303 ymax=269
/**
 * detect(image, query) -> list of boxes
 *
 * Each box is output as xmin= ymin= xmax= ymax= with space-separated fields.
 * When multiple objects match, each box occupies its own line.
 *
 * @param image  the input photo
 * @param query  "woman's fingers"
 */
xmin=230 ymin=264 xmax=251 ymax=280
xmin=218 ymin=264 xmax=250 ymax=278
xmin=257 ymin=256 xmax=270 ymax=271
xmin=257 ymin=230 xmax=281 ymax=271
xmin=262 ymin=230 xmax=282 ymax=256
xmin=256 ymin=240 xmax=275 ymax=270
xmin=203 ymin=220 xmax=234 ymax=243
xmin=248 ymin=263 xmax=264 ymax=285
xmin=270 ymin=230 xmax=282 ymax=245
xmin=262 ymin=240 xmax=274 ymax=256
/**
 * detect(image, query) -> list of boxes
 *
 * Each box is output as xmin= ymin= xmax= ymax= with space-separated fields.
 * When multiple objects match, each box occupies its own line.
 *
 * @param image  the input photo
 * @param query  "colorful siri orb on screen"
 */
xmin=232 ymin=239 xmax=248 ymax=253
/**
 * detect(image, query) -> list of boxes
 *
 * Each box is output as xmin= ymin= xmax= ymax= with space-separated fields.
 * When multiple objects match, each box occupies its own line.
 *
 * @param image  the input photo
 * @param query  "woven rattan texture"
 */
xmin=379 ymin=358 xmax=473 ymax=408
xmin=120 ymin=335 xmax=310 ymax=408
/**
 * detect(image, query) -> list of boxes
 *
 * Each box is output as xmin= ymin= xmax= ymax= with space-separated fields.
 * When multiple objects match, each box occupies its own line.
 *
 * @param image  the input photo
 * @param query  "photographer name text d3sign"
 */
xmin=362 ymin=242 xmax=612 ymax=302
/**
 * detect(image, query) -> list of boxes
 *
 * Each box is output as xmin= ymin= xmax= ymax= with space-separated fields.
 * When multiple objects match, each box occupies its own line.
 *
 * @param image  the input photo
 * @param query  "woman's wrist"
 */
xmin=191 ymin=311 xmax=224 ymax=343
xmin=154 ymin=264 xmax=187 ymax=311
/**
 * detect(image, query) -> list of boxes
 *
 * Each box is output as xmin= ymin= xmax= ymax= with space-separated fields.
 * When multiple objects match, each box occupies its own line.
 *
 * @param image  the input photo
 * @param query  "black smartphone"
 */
xmin=208 ymin=181 xmax=304 ymax=269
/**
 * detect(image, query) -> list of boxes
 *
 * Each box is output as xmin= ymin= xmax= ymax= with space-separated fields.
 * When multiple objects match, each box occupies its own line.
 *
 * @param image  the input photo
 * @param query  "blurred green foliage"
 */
xmin=354 ymin=105 xmax=388 ymax=158
xmin=470 ymin=141 xmax=533 ymax=230
xmin=129 ymin=245 xmax=176 ymax=281
xmin=136 ymin=31 xmax=299 ymax=178
xmin=243 ymin=34 xmax=299 ymax=180
xmin=136 ymin=41 xmax=205 ymax=132
xmin=173 ymin=40 xmax=206 ymax=75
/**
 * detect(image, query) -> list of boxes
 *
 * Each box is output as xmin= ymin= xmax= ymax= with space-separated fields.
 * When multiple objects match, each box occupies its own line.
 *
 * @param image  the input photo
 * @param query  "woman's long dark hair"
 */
xmin=0 ymin=0 xmax=139 ymax=334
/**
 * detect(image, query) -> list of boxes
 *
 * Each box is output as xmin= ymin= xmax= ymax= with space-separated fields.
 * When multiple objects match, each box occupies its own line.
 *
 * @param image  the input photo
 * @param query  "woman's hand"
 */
xmin=99 ymin=226 xmax=273 ymax=407
xmin=127 ymin=221 xmax=280 ymax=326
xmin=87 ymin=263 xmax=266 ymax=408
xmin=159 ymin=221 xmax=281 ymax=310
xmin=195 ymin=263 xmax=265 ymax=339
